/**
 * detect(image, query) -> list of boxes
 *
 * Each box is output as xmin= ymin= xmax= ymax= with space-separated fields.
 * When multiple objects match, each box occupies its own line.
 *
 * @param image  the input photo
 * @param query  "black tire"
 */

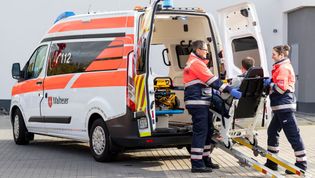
xmin=12 ymin=109 xmax=31 ymax=145
xmin=89 ymin=118 xmax=115 ymax=162
xmin=28 ymin=133 xmax=35 ymax=141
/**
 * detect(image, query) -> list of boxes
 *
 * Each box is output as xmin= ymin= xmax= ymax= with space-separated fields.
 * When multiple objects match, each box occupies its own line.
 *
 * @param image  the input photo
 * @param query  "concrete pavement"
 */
xmin=0 ymin=114 xmax=314 ymax=177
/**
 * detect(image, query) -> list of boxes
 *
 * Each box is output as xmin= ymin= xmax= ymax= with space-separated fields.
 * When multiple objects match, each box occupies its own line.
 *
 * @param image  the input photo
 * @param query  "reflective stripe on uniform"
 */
xmin=296 ymin=156 xmax=307 ymax=162
xmin=191 ymin=154 xmax=203 ymax=160
xmin=295 ymin=150 xmax=307 ymax=156
xmin=185 ymin=59 xmax=198 ymax=69
xmin=206 ymin=76 xmax=218 ymax=86
xmin=271 ymin=104 xmax=296 ymax=111
xmin=185 ymin=100 xmax=210 ymax=105
xmin=191 ymin=148 xmax=203 ymax=153
xmin=268 ymin=146 xmax=279 ymax=152
xmin=184 ymin=79 xmax=205 ymax=88
xmin=202 ymin=151 xmax=210 ymax=156
xmin=274 ymin=85 xmax=285 ymax=94
xmin=219 ymin=83 xmax=228 ymax=92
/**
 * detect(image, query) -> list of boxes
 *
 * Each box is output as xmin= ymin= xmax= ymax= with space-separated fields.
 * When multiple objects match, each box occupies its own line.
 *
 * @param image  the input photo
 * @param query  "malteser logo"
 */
xmin=48 ymin=97 xmax=53 ymax=108
xmin=48 ymin=96 xmax=69 ymax=108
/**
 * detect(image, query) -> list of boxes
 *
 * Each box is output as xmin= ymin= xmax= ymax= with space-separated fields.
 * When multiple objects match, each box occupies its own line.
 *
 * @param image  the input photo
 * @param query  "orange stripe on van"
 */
xmin=96 ymin=47 xmax=124 ymax=59
xmin=111 ymin=34 xmax=134 ymax=46
xmin=123 ymin=46 xmax=134 ymax=56
xmin=71 ymin=71 xmax=127 ymax=88
xmin=44 ymin=75 xmax=74 ymax=90
xmin=108 ymin=40 xmax=124 ymax=47
xmin=127 ymin=16 xmax=134 ymax=28
xmin=11 ymin=78 xmax=43 ymax=96
xmin=85 ymin=58 xmax=127 ymax=72
xmin=49 ymin=16 xmax=134 ymax=33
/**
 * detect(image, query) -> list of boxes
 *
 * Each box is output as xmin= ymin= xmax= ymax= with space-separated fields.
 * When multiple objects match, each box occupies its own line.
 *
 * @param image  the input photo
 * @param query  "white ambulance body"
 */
xmin=10 ymin=0 xmax=269 ymax=161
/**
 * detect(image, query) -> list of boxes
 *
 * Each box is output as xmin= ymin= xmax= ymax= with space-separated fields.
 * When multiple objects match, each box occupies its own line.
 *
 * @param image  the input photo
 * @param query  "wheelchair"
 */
xmin=209 ymin=67 xmax=271 ymax=149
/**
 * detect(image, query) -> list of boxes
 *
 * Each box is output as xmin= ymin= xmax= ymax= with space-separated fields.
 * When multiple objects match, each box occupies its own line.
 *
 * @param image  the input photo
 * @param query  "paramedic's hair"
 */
xmin=192 ymin=40 xmax=206 ymax=52
xmin=242 ymin=57 xmax=255 ymax=70
xmin=273 ymin=45 xmax=291 ymax=57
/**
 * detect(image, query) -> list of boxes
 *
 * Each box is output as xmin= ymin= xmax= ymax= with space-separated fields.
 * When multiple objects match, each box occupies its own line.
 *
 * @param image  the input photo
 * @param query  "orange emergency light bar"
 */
xmin=134 ymin=6 xmax=145 ymax=11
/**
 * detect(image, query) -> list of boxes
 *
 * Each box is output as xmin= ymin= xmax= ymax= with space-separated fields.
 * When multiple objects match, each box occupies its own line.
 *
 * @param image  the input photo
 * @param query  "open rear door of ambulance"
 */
xmin=136 ymin=0 xmax=161 ymax=137
xmin=218 ymin=2 xmax=269 ymax=79
xmin=218 ymin=2 xmax=271 ymax=128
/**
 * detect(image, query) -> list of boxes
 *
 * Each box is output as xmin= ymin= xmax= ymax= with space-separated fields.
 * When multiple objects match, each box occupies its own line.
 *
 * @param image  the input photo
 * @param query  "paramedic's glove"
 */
xmin=230 ymin=88 xmax=242 ymax=99
xmin=264 ymin=78 xmax=272 ymax=87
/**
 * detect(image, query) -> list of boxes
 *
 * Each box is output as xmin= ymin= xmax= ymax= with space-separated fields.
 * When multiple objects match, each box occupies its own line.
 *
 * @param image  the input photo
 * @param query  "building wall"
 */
xmin=288 ymin=7 xmax=315 ymax=113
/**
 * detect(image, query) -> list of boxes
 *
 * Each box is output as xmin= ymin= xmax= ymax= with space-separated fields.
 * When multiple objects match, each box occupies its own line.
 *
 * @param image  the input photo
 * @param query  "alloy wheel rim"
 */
xmin=92 ymin=126 xmax=106 ymax=155
xmin=14 ymin=115 xmax=19 ymax=139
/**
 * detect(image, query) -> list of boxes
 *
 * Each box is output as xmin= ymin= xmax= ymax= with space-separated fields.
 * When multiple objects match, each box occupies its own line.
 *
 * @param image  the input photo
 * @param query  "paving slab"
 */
xmin=0 ymin=115 xmax=314 ymax=178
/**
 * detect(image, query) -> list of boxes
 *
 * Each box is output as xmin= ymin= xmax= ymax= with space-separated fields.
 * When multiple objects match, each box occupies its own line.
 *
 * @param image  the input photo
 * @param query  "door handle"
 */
xmin=45 ymin=93 xmax=48 ymax=98
xmin=36 ymin=81 xmax=43 ymax=85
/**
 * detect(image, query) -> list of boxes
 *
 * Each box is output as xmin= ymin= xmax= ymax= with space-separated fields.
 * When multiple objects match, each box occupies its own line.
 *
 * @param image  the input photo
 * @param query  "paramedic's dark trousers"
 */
xmin=267 ymin=111 xmax=307 ymax=169
xmin=188 ymin=108 xmax=214 ymax=168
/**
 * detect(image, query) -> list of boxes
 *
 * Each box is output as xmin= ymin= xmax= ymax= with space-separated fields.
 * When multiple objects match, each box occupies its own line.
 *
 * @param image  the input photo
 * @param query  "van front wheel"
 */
xmin=89 ymin=119 xmax=114 ymax=162
xmin=12 ymin=109 xmax=31 ymax=145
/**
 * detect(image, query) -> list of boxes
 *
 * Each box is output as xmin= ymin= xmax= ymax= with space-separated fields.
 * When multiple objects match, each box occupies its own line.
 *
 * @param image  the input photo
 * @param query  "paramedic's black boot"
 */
xmin=264 ymin=159 xmax=278 ymax=171
xmin=191 ymin=167 xmax=212 ymax=173
xmin=285 ymin=162 xmax=307 ymax=174
xmin=204 ymin=157 xmax=220 ymax=169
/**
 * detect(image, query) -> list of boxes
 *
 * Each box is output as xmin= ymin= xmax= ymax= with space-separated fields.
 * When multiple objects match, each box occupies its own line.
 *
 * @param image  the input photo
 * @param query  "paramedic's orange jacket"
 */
xmin=270 ymin=58 xmax=296 ymax=112
xmin=183 ymin=52 xmax=232 ymax=108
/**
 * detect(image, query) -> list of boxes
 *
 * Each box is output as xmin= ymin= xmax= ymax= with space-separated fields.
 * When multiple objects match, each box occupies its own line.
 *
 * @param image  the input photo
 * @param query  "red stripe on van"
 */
xmin=71 ymin=71 xmax=127 ymax=88
xmin=11 ymin=78 xmax=44 ymax=96
xmin=44 ymin=75 xmax=74 ymax=90
xmin=85 ymin=59 xmax=127 ymax=72
xmin=48 ymin=16 xmax=134 ymax=33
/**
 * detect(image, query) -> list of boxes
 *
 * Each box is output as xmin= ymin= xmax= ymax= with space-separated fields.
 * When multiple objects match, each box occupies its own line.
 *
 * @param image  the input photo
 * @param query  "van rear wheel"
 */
xmin=89 ymin=118 xmax=115 ymax=162
xmin=12 ymin=109 xmax=32 ymax=145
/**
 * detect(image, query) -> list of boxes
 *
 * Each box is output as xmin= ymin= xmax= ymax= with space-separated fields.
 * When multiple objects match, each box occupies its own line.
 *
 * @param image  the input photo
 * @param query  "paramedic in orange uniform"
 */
xmin=264 ymin=45 xmax=307 ymax=173
xmin=183 ymin=40 xmax=242 ymax=173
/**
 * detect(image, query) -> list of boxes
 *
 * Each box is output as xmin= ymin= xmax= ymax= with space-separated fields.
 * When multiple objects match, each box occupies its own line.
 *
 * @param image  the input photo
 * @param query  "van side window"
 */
xmin=26 ymin=45 xmax=48 ymax=79
xmin=47 ymin=40 xmax=124 ymax=76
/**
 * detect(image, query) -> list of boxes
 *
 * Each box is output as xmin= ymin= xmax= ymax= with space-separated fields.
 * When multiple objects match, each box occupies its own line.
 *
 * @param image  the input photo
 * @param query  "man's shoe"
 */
xmin=191 ymin=167 xmax=212 ymax=173
xmin=285 ymin=169 xmax=295 ymax=174
xmin=285 ymin=162 xmax=307 ymax=175
xmin=264 ymin=160 xmax=278 ymax=171
xmin=204 ymin=157 xmax=220 ymax=169
xmin=205 ymin=162 xmax=220 ymax=169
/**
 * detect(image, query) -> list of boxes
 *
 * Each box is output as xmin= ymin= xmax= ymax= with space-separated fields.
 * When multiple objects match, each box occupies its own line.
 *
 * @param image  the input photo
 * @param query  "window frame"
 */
xmin=25 ymin=45 xmax=48 ymax=80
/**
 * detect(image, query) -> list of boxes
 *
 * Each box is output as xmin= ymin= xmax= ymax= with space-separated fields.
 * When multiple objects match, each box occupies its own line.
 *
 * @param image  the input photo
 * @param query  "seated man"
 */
xmin=229 ymin=57 xmax=255 ymax=88
xmin=210 ymin=57 xmax=255 ymax=117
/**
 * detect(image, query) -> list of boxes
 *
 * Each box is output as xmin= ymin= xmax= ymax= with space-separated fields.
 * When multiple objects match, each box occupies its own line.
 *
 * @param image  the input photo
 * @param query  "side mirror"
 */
xmin=12 ymin=63 xmax=22 ymax=80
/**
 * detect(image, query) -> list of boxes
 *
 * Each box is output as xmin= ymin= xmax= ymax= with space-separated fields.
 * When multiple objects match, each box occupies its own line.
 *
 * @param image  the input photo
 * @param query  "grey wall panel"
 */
xmin=288 ymin=7 xmax=315 ymax=112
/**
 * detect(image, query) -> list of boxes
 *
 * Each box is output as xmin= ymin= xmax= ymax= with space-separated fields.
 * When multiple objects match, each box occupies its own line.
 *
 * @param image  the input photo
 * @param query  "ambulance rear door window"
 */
xmin=47 ymin=40 xmax=124 ymax=76
xmin=231 ymin=36 xmax=261 ymax=69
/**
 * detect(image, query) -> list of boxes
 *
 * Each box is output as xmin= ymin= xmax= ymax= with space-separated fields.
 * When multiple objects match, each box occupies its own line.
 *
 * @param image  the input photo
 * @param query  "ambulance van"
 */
xmin=10 ymin=0 xmax=269 ymax=161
